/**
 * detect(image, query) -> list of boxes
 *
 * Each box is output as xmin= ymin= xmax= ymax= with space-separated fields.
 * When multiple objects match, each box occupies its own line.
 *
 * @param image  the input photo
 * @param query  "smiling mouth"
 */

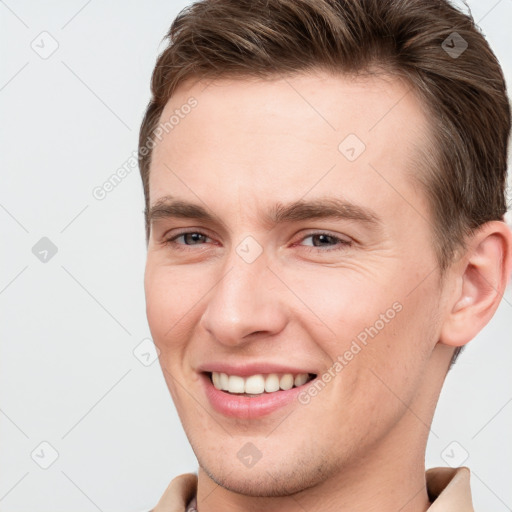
xmin=207 ymin=371 xmax=317 ymax=396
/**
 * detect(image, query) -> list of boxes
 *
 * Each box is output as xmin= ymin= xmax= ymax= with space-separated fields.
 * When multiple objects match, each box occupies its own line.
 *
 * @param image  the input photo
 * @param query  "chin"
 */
xmin=195 ymin=446 xmax=337 ymax=498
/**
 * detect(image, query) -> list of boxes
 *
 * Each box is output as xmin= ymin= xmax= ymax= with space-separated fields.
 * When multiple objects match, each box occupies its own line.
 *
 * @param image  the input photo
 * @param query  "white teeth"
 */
xmin=279 ymin=374 xmax=294 ymax=390
xmin=228 ymin=375 xmax=245 ymax=394
xmin=264 ymin=373 xmax=280 ymax=393
xmin=210 ymin=371 xmax=312 ymax=394
xmin=294 ymin=374 xmax=309 ymax=387
xmin=244 ymin=374 xmax=265 ymax=394
xmin=219 ymin=372 xmax=229 ymax=391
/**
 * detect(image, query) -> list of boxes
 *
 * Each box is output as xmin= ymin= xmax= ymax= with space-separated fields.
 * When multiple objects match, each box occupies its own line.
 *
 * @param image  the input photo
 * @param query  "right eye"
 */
xmin=163 ymin=230 xmax=214 ymax=250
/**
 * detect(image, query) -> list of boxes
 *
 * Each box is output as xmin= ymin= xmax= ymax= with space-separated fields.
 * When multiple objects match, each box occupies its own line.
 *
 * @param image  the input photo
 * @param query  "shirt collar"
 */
xmin=152 ymin=466 xmax=474 ymax=511
xmin=426 ymin=466 xmax=474 ymax=511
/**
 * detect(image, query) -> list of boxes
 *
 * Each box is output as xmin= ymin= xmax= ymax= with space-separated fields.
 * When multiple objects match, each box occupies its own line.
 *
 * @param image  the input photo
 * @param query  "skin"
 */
xmin=144 ymin=70 xmax=512 ymax=511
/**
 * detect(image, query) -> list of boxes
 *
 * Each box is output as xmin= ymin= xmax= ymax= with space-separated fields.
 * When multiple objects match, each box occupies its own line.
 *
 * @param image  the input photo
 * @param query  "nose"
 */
xmin=198 ymin=251 xmax=288 ymax=347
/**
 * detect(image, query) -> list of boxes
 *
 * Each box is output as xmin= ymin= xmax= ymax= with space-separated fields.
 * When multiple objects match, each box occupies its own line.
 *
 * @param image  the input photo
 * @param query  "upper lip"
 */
xmin=197 ymin=362 xmax=317 ymax=377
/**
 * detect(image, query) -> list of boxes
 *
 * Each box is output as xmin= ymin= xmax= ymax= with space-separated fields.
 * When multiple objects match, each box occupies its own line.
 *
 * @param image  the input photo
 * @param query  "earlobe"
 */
xmin=440 ymin=221 xmax=512 ymax=347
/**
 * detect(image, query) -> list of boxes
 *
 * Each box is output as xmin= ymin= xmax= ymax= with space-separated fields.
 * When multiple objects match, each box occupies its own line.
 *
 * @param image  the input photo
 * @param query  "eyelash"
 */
xmin=163 ymin=230 xmax=352 ymax=253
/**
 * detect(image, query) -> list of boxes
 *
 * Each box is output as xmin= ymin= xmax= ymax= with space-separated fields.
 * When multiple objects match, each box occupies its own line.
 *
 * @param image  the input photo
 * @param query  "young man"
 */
xmin=138 ymin=0 xmax=512 ymax=510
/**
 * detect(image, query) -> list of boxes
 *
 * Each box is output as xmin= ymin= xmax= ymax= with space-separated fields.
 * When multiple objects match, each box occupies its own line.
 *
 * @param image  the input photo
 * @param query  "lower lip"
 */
xmin=201 ymin=373 xmax=310 ymax=419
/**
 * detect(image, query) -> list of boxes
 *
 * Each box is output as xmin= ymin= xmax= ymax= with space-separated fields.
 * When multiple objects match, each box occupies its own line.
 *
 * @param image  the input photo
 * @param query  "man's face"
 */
xmin=145 ymin=71 xmax=449 ymax=496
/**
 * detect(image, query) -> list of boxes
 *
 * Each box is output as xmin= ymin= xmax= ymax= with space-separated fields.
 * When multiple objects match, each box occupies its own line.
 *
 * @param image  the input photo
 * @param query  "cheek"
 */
xmin=144 ymin=263 xmax=201 ymax=354
xmin=291 ymin=265 xmax=439 ymax=395
xmin=281 ymin=266 xmax=403 ymax=352
xmin=342 ymin=284 xmax=440 ymax=415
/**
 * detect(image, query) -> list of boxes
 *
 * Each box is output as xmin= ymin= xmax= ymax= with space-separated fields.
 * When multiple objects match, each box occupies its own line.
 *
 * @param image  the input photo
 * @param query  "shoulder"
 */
xmin=149 ymin=473 xmax=198 ymax=512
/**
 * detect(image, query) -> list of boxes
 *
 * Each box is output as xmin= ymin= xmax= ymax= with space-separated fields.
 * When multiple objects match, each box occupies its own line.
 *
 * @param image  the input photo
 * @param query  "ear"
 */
xmin=439 ymin=221 xmax=512 ymax=347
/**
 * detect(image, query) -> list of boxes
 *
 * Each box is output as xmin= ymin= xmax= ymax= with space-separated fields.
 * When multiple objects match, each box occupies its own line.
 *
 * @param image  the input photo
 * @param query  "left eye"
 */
xmin=170 ymin=232 xmax=211 ymax=246
xmin=297 ymin=233 xmax=352 ymax=252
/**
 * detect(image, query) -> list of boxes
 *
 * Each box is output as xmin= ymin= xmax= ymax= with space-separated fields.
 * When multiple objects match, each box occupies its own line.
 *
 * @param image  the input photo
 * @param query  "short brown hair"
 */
xmin=139 ymin=0 xmax=510 ymax=262
xmin=138 ymin=0 xmax=511 ymax=361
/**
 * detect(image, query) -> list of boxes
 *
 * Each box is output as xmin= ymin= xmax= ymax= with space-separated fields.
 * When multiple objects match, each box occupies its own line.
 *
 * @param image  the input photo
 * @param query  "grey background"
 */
xmin=0 ymin=1 xmax=511 ymax=510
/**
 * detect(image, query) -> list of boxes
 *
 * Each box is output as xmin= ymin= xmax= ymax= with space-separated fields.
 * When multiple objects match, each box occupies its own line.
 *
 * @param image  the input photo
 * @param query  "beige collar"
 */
xmin=152 ymin=466 xmax=473 ymax=511
xmin=426 ymin=467 xmax=474 ymax=511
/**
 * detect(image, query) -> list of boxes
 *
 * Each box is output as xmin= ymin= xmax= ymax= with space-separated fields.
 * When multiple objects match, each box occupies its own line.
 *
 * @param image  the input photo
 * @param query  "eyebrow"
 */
xmin=147 ymin=195 xmax=381 ymax=231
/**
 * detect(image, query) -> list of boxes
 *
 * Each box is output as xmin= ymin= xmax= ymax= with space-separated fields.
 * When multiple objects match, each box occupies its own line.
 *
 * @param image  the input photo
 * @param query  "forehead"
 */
xmin=148 ymin=71 xmax=431 ymax=225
